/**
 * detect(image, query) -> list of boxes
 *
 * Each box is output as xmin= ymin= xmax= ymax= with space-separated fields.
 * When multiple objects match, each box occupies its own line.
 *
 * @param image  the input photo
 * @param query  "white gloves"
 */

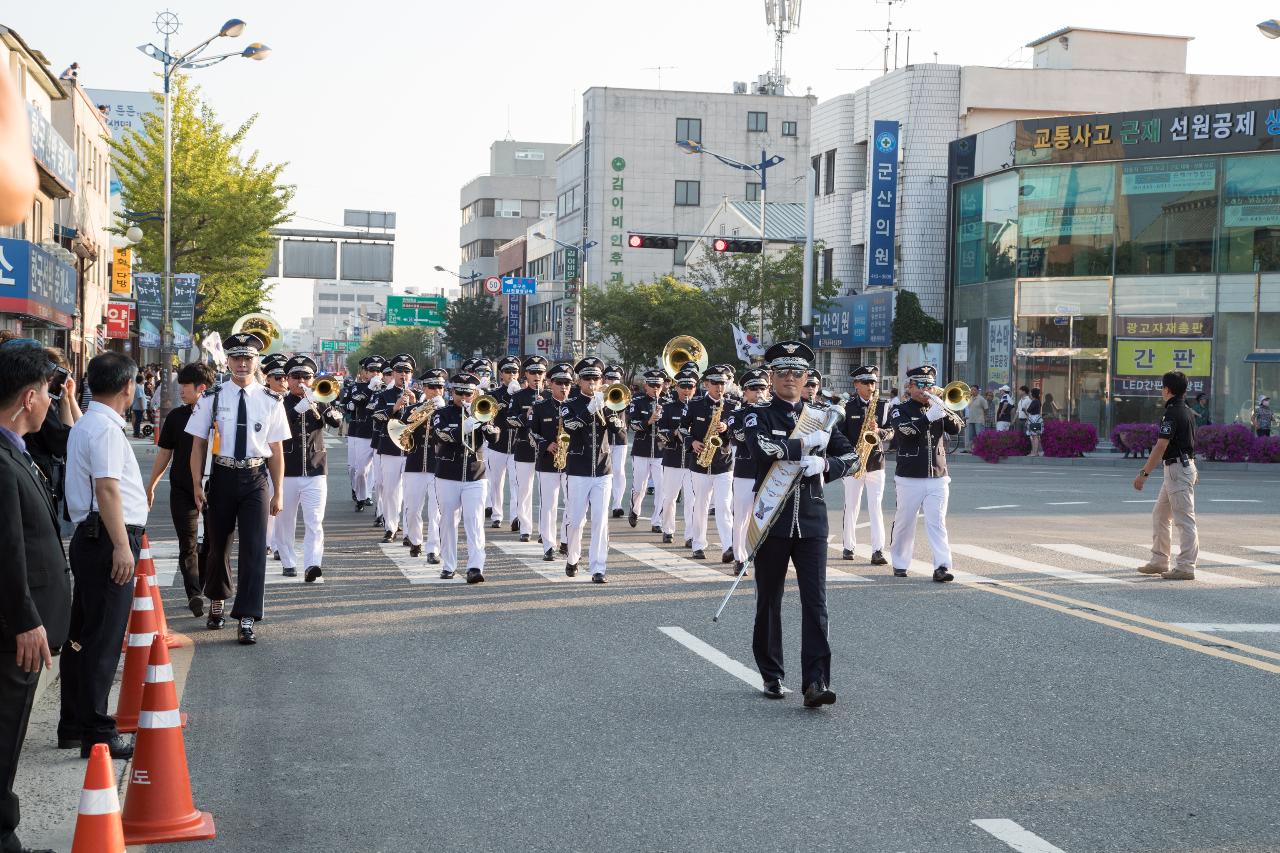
xmin=293 ymin=398 xmax=312 ymax=414
xmin=432 ymin=396 xmax=446 ymax=410
xmin=462 ymin=416 xmax=479 ymax=434
xmin=800 ymin=429 xmax=830 ymax=450
xmin=369 ymin=376 xmax=383 ymax=391
xmin=801 ymin=455 xmax=826 ymax=476
xmin=925 ymin=404 xmax=947 ymax=423
xmin=587 ymin=391 xmax=605 ymax=414
xmin=506 ymin=380 xmax=521 ymax=395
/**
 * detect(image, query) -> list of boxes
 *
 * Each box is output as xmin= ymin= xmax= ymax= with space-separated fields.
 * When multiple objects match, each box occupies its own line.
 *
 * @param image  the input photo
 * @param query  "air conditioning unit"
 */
xmin=733 ymin=81 xmax=748 ymax=94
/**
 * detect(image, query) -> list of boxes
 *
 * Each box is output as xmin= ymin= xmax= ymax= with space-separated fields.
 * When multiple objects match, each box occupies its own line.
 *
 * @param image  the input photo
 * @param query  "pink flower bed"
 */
xmin=1042 ymin=420 xmax=1099 ymax=458
xmin=973 ymin=429 xmax=1030 ymax=463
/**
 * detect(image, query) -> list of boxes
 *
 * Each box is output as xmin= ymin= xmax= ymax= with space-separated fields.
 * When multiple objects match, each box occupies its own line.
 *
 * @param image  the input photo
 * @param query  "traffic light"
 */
xmin=627 ymin=234 xmax=678 ymax=250
xmin=712 ymin=238 xmax=763 ymax=254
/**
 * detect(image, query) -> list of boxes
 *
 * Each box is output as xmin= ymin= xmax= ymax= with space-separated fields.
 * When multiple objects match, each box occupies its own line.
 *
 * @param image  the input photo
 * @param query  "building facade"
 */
xmin=309 ymin=279 xmax=391 ymax=355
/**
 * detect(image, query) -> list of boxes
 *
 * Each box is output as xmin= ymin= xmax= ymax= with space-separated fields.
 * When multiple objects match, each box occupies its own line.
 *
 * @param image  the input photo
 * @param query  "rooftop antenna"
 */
xmin=504 ymin=105 xmax=512 ymax=142
xmin=642 ymin=65 xmax=678 ymax=89
xmin=855 ymin=0 xmax=916 ymax=75
xmin=763 ymin=0 xmax=802 ymax=95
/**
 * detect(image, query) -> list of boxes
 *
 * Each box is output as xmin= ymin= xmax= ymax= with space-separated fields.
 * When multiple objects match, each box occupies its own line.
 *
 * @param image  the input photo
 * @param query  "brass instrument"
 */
xmin=603 ymin=382 xmax=631 ymax=411
xmin=661 ymin=335 xmax=709 ymax=379
xmin=231 ymin=312 xmax=284 ymax=355
xmin=472 ymin=394 xmax=500 ymax=422
xmin=695 ymin=396 xmax=726 ymax=468
xmin=311 ymin=375 xmax=342 ymax=404
xmin=386 ymin=403 xmax=432 ymax=453
xmin=851 ymin=383 xmax=880 ymax=480
xmin=938 ymin=380 xmax=972 ymax=412
xmin=553 ymin=411 xmax=570 ymax=471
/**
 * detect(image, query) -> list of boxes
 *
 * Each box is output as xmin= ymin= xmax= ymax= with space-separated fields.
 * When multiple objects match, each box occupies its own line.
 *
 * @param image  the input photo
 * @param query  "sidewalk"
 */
xmin=947 ymin=449 xmax=1280 ymax=473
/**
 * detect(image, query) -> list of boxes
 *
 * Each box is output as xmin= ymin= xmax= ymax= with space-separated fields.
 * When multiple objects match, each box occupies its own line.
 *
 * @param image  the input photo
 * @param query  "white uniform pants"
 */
xmin=280 ymin=475 xmax=327 ymax=569
xmin=609 ymin=444 xmax=628 ymax=510
xmin=890 ymin=475 xmax=952 ymax=571
xmin=512 ymin=460 xmax=536 ymax=535
xmin=690 ymin=471 xmax=733 ymax=553
xmin=566 ymin=474 xmax=611 ymax=576
xmin=842 ymin=468 xmax=886 ymax=552
xmin=266 ymin=512 xmax=278 ymax=558
xmin=537 ymin=471 xmax=566 ymax=551
xmin=732 ymin=476 xmax=756 ymax=563
xmin=347 ymin=436 xmax=374 ymax=500
xmin=659 ymin=465 xmax=694 ymax=538
xmin=436 ymin=478 xmax=487 ymax=573
xmin=631 ymin=455 xmax=663 ymax=524
xmin=403 ymin=471 xmax=441 ymax=555
xmin=370 ymin=441 xmax=385 ymax=515
xmin=486 ymin=448 xmax=513 ymax=522
xmin=378 ymin=454 xmax=407 ymax=533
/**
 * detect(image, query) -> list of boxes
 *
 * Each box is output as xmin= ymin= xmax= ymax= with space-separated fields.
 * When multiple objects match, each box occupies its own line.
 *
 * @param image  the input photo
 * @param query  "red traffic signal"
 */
xmin=627 ymin=234 xmax=678 ymax=250
xmin=712 ymin=238 xmax=762 ymax=254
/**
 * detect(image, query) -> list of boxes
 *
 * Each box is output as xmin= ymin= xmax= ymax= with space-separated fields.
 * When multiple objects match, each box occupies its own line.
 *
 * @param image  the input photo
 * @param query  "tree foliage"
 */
xmin=891 ymin=289 xmax=945 ymax=348
xmin=110 ymin=75 xmax=293 ymax=334
xmin=345 ymin=327 xmax=438 ymax=376
xmin=584 ymin=276 xmax=738 ymax=374
xmin=443 ymin=294 xmax=506 ymax=359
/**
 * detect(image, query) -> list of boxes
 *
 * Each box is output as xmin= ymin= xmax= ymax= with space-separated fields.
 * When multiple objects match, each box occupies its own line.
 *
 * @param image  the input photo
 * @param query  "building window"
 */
xmin=676 ymin=117 xmax=702 ymax=144
xmin=1016 ymin=163 xmax=1115 ymax=278
xmin=339 ymin=293 xmax=355 ymax=301
xmin=748 ymin=111 xmax=767 ymax=132
xmin=357 ymin=294 xmax=376 ymax=302
xmin=674 ymin=240 xmax=693 ymax=266
xmin=31 ymin=198 xmax=42 ymax=241
xmin=823 ymin=248 xmax=834 ymax=283
xmin=497 ymin=199 xmax=522 ymax=218
xmin=824 ymin=149 xmax=836 ymax=195
xmin=540 ymin=203 xmax=556 ymax=218
xmin=1220 ymin=152 xmax=1280 ymax=272
xmin=746 ymin=182 xmax=761 ymax=202
xmin=675 ymin=180 xmax=701 ymax=207
xmin=461 ymin=239 xmax=497 ymax=262
xmin=782 ymin=120 xmax=798 ymax=137
xmin=515 ymin=149 xmax=545 ymax=160
xmin=811 ymin=154 xmax=821 ymax=196
xmin=1115 ymin=158 xmax=1218 ymax=275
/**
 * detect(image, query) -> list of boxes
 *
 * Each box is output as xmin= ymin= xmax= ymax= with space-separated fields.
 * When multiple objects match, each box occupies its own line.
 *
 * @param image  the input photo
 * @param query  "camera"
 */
xmin=48 ymin=365 xmax=70 ymax=400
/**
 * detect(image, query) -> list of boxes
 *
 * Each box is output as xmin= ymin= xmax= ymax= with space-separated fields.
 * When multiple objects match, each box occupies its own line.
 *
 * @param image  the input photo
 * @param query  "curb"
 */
xmin=948 ymin=453 xmax=1280 ymax=473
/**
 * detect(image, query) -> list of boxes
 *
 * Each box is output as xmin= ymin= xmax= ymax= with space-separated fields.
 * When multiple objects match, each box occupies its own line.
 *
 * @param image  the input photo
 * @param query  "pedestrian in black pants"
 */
xmin=0 ymin=345 xmax=70 ymax=853
xmin=57 ymin=353 xmax=149 ymax=759
xmin=146 ymin=362 xmax=216 ymax=616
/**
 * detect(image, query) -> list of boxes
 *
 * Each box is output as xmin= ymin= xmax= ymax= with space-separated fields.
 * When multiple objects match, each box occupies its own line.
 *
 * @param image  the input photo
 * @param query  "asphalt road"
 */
xmin=98 ymin=443 xmax=1280 ymax=851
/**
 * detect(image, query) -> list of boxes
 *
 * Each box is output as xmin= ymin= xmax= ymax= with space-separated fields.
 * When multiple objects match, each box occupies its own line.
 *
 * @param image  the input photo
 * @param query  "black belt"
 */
xmin=82 ymin=511 xmax=146 ymax=535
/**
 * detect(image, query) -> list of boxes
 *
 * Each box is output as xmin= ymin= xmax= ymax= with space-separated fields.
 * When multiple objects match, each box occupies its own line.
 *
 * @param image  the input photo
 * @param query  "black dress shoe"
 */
xmin=354 ymin=499 xmax=365 ymax=512
xmin=238 ymin=618 xmax=257 ymax=645
xmin=373 ymin=515 xmax=384 ymax=527
xmin=721 ymin=548 xmax=734 ymax=564
xmin=58 ymin=734 xmax=82 ymax=749
xmin=650 ymin=524 xmax=662 ymax=534
xmin=351 ymin=489 xmax=357 ymax=502
xmin=591 ymin=572 xmax=607 ymax=584
xmin=439 ymin=568 xmax=455 ymax=579
xmin=543 ymin=548 xmax=556 ymax=562
xmin=691 ymin=549 xmax=706 ymax=560
xmin=870 ymin=550 xmax=888 ymax=565
xmin=511 ymin=519 xmax=520 ymax=532
xmin=842 ymin=548 xmax=854 ymax=560
xmin=382 ymin=530 xmax=395 ymax=542
xmin=410 ymin=544 xmax=422 ymax=558
xmin=802 ymin=682 xmax=837 ymax=708
xmin=80 ymin=734 xmax=133 ymax=759
xmin=565 ymin=563 xmax=578 ymax=577
xmin=206 ymin=613 xmax=225 ymax=630
xmin=933 ymin=566 xmax=955 ymax=583
xmin=647 ymin=486 xmax=654 ymax=495
xmin=466 ymin=568 xmax=485 ymax=584
xmin=684 ymin=538 xmax=693 ymax=549
xmin=520 ymin=533 xmax=530 ymax=543
xmin=272 ymin=550 xmax=281 ymax=561
xmin=734 ymin=561 xmax=747 ymax=576
xmin=628 ymin=511 xmax=638 ymax=528
xmin=538 ymin=535 xmax=543 ymax=544
xmin=559 ymin=542 xmax=568 ymax=555
xmin=305 ymin=566 xmax=323 ymax=583
xmin=282 ymin=566 xmax=297 ymax=578
xmin=611 ymin=508 xmax=624 ymax=518
xmin=762 ymin=679 xmax=785 ymax=699
xmin=427 ymin=553 xmax=441 ymax=565
xmin=893 ymin=568 xmax=908 ymax=578
xmin=402 ymin=536 xmax=412 ymax=547
xmin=662 ymin=533 xmax=673 ymax=544
xmin=188 ymin=596 xmax=204 ymax=617
xmin=485 ymin=506 xmax=493 ymax=518
xmin=491 ymin=519 xmax=501 ymax=529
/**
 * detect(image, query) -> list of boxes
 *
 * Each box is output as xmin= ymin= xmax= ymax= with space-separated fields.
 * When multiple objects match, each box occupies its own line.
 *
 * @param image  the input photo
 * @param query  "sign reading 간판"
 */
xmin=867 ymin=120 xmax=899 ymax=287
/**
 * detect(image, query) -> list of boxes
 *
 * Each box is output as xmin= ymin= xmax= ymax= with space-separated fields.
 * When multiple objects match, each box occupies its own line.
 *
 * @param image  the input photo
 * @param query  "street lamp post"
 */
xmin=676 ymin=140 xmax=784 ymax=346
xmin=137 ymin=12 xmax=270 ymax=419
xmin=532 ymin=232 xmax=597 ymax=359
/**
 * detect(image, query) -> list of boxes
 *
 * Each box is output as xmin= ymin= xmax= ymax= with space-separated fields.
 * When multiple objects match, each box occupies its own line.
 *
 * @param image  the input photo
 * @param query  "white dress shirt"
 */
xmin=66 ymin=401 xmax=150 ymax=526
xmin=186 ymin=378 xmax=291 ymax=459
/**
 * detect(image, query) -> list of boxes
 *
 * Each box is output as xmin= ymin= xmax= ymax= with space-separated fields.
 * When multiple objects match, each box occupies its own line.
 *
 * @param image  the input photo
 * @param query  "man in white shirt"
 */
xmin=186 ymin=333 xmax=291 ymax=645
xmin=58 ymin=352 xmax=149 ymax=759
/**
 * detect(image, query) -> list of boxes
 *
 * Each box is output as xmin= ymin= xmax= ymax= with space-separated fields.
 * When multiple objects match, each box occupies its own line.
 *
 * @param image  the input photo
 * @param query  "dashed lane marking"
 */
xmin=976 ymin=504 xmax=1019 ymax=510
xmin=1209 ymin=498 xmax=1261 ymax=503
xmin=971 ymin=819 xmax=1067 ymax=853
xmin=1172 ymin=624 xmax=1280 ymax=633
xmin=1036 ymin=544 xmax=1260 ymax=587
xmin=1045 ymin=501 xmax=1090 ymax=506
xmin=951 ymin=544 xmax=1129 ymax=584
xmin=659 ymin=626 xmax=790 ymax=693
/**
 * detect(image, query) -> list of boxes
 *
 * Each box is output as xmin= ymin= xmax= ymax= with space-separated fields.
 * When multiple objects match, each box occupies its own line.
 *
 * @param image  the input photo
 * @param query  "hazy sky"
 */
xmin=13 ymin=1 xmax=1280 ymax=327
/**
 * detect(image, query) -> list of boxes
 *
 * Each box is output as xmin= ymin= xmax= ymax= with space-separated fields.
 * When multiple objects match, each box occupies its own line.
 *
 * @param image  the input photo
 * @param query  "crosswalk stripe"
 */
xmin=376 ymin=542 xmax=463 ymax=585
xmin=845 ymin=542 xmax=996 ymax=583
xmin=1196 ymin=550 xmax=1280 ymax=575
xmin=1245 ymin=545 xmax=1280 ymax=559
xmin=971 ymin=818 xmax=1066 ymax=853
xmin=490 ymin=538 xmax=591 ymax=583
xmin=951 ymin=544 xmax=1130 ymax=584
xmin=610 ymin=542 xmax=730 ymax=582
xmin=1035 ymin=544 xmax=1260 ymax=586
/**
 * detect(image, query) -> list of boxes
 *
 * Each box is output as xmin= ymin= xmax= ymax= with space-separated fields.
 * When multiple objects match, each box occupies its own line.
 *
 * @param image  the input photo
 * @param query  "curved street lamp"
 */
xmin=1259 ymin=19 xmax=1280 ymax=38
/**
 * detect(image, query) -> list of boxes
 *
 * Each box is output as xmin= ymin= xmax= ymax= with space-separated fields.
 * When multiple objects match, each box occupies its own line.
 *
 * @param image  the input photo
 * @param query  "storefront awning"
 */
xmin=1244 ymin=351 xmax=1280 ymax=364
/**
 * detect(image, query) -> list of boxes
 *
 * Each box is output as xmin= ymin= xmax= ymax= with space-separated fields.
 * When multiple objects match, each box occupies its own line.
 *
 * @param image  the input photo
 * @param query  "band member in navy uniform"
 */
xmin=656 ymin=367 xmax=698 ymax=546
xmin=344 ymin=356 xmax=384 ymax=512
xmin=560 ymin=357 xmax=622 ymax=582
xmin=431 ymin=372 xmax=494 ymax=582
xmin=684 ymin=364 xmax=737 ymax=562
xmin=888 ymin=364 xmax=964 ymax=582
xmin=187 ymin=332 xmax=291 ymax=644
xmin=726 ymin=368 xmax=769 ymax=575
xmin=486 ymin=355 xmax=523 ymax=531
xmin=745 ymin=340 xmax=860 ymax=707
xmin=402 ymin=369 xmax=448 ymax=561
xmin=260 ymin=353 xmax=288 ymax=561
xmin=279 ymin=355 xmax=342 ymax=583
xmin=840 ymin=364 xmax=891 ymax=567
xmin=603 ymin=364 xmax=629 ymax=518
xmin=801 ymin=368 xmax=822 ymax=404
xmin=506 ymin=356 xmax=547 ymax=542
xmin=529 ymin=362 xmax=574 ymax=561
xmin=372 ymin=353 xmax=417 ymax=542
xmin=625 ymin=369 xmax=666 ymax=531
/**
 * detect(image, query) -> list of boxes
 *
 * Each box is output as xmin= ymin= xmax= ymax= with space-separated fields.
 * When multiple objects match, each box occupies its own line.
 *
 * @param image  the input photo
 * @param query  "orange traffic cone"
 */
xmin=137 ymin=535 xmax=182 ymax=649
xmin=121 ymin=636 xmax=215 ymax=845
xmin=113 ymin=574 xmax=156 ymax=734
xmin=70 ymin=742 xmax=125 ymax=853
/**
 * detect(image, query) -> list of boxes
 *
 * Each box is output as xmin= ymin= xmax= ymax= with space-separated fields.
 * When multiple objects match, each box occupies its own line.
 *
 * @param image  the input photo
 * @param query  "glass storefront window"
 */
xmin=1018 ymin=164 xmax=1115 ymax=278
xmin=1220 ymin=152 xmax=1280 ymax=273
xmin=1116 ymin=158 xmax=1218 ymax=274
xmin=1015 ymin=278 xmax=1111 ymax=434
xmin=954 ymin=173 xmax=1018 ymax=285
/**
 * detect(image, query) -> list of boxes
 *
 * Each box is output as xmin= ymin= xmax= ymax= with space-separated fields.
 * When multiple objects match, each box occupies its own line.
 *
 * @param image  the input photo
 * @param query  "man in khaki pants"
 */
xmin=1133 ymin=370 xmax=1198 ymax=579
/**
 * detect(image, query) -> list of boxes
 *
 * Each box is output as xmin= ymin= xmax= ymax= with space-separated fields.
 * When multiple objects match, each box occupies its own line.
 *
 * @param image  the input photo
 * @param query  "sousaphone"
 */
xmin=231 ymin=312 xmax=284 ymax=356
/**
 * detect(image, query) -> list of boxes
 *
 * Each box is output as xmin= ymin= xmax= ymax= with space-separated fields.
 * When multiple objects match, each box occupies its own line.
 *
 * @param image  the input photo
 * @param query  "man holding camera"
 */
xmin=1133 ymin=370 xmax=1199 ymax=580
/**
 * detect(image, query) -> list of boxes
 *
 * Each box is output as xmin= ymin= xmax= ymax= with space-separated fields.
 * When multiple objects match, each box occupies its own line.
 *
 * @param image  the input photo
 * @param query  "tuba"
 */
xmin=231 ymin=312 xmax=284 ymax=355
xmin=661 ymin=335 xmax=708 ymax=379
xmin=311 ymin=375 xmax=342 ymax=404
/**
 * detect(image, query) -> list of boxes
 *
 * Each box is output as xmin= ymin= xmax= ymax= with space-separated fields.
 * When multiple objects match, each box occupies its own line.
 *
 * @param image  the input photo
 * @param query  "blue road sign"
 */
xmin=502 ymin=276 xmax=537 ymax=295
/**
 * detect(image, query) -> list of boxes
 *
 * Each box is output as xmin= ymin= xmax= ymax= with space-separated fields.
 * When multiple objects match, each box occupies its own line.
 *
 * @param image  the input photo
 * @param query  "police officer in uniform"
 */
xmin=684 ymin=364 xmax=737 ymax=562
xmin=431 ymin=372 xmax=494 ymax=582
xmin=745 ymin=341 xmax=859 ymax=707
xmin=603 ymin=364 xmax=629 ymax=518
xmin=726 ymin=367 xmax=769 ymax=574
xmin=656 ymin=367 xmax=698 ymax=546
xmin=888 ymin=364 xmax=964 ymax=582
xmin=187 ymin=333 xmax=292 ymax=644
xmin=560 ymin=357 xmax=622 ymax=582
xmin=529 ymin=362 xmax=574 ymax=561
xmin=840 ymin=364 xmax=891 ymax=566
xmin=372 ymin=353 xmax=418 ymax=542
xmin=487 ymin=355 xmax=523 ymax=531
xmin=505 ymin=356 xmax=547 ymax=542
xmin=279 ymin=355 xmax=343 ymax=583
xmin=1133 ymin=370 xmax=1199 ymax=580
xmin=344 ymin=356 xmax=384 ymax=512
xmin=402 ymin=368 xmax=449 ymax=561
xmin=801 ymin=368 xmax=822 ymax=404
xmin=625 ymin=369 xmax=666 ymax=531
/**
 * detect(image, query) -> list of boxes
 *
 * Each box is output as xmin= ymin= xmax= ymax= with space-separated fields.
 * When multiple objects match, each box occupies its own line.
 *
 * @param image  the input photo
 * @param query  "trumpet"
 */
xmin=661 ymin=335 xmax=708 ymax=379
xmin=936 ymin=381 xmax=972 ymax=412
xmin=311 ymin=375 xmax=342 ymax=404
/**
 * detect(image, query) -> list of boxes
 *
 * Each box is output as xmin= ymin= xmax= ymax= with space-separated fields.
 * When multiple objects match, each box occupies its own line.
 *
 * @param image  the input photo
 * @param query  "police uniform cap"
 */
xmin=906 ymin=364 xmax=938 ymax=380
xmin=740 ymin=368 xmax=768 ymax=389
xmin=420 ymin=368 xmax=448 ymax=387
xmin=225 ymin=332 xmax=265 ymax=358
xmin=548 ymin=362 xmax=575 ymax=382
xmin=390 ymin=353 xmax=417 ymax=372
xmin=285 ymin=355 xmax=318 ymax=376
xmin=451 ymin=372 xmax=480 ymax=392
xmin=574 ymin=357 xmax=604 ymax=378
xmin=497 ymin=355 xmax=521 ymax=372
xmin=806 ymin=368 xmax=822 ymax=384
xmin=642 ymin=368 xmax=665 ymax=385
xmin=603 ymin=364 xmax=623 ymax=380
xmin=260 ymin=353 xmax=288 ymax=376
xmin=850 ymin=364 xmax=880 ymax=382
xmin=764 ymin=340 xmax=814 ymax=370
xmin=522 ymin=355 xmax=549 ymax=372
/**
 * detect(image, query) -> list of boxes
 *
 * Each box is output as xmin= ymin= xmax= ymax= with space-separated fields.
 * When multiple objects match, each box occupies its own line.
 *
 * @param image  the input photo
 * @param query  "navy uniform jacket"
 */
xmin=528 ymin=395 xmax=565 ymax=474
xmin=625 ymin=393 xmax=664 ymax=459
xmin=745 ymin=396 xmax=859 ymax=540
xmin=282 ymin=393 xmax=343 ymax=477
xmin=607 ymin=398 xmax=628 ymax=446
xmin=345 ymin=380 xmax=377 ymax=440
xmin=725 ymin=403 xmax=765 ymax=480
xmin=889 ymin=396 xmax=962 ymax=478
xmin=683 ymin=394 xmax=737 ymax=475
xmin=487 ymin=386 xmax=520 ymax=455
xmin=657 ymin=398 xmax=691 ymax=469
xmin=840 ymin=395 xmax=890 ymax=473
xmin=372 ymin=384 xmax=415 ymax=457
xmin=404 ymin=397 xmax=445 ymax=474
xmin=559 ymin=393 xmax=622 ymax=478
xmin=505 ymin=387 xmax=545 ymax=464
xmin=430 ymin=403 xmax=490 ymax=482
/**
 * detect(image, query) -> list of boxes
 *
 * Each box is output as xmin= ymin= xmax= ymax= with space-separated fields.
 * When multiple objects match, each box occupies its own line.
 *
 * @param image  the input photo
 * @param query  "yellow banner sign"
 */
xmin=1115 ymin=339 xmax=1211 ymax=377
xmin=111 ymin=247 xmax=132 ymax=297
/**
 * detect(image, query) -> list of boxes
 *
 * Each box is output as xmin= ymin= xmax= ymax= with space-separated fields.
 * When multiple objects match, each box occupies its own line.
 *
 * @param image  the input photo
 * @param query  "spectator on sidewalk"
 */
xmin=146 ymin=362 xmax=216 ymax=617
xmin=995 ymin=386 xmax=1014 ymax=432
xmin=0 ymin=345 xmax=70 ymax=853
xmin=58 ymin=353 xmax=148 ymax=760
xmin=964 ymin=387 xmax=988 ymax=451
xmin=1190 ymin=392 xmax=1210 ymax=428
xmin=1253 ymin=395 xmax=1273 ymax=437
xmin=1027 ymin=388 xmax=1045 ymax=456
xmin=1043 ymin=392 xmax=1061 ymax=422
xmin=0 ymin=341 xmax=82 ymax=525
xmin=129 ymin=374 xmax=147 ymax=437
xmin=1014 ymin=386 xmax=1031 ymax=434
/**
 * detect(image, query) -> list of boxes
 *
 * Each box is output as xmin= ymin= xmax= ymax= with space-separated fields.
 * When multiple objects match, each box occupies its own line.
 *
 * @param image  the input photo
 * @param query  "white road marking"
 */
xmin=1036 ymin=544 xmax=1260 ymax=586
xmin=611 ymin=542 xmax=730 ymax=582
xmin=376 ymin=542 xmax=463 ymax=585
xmin=490 ymin=538 xmax=590 ymax=583
xmin=659 ymin=626 xmax=789 ymax=693
xmin=951 ymin=544 xmax=1129 ymax=584
xmin=1122 ymin=499 xmax=1156 ymax=503
xmin=1209 ymin=499 xmax=1261 ymax=503
xmin=1046 ymin=501 xmax=1090 ymax=506
xmin=971 ymin=819 xmax=1067 ymax=853
xmin=1196 ymin=550 xmax=1280 ymax=575
xmin=845 ymin=542 xmax=996 ymax=583
xmin=1246 ymin=545 xmax=1280 ymax=556
xmin=1172 ymin=623 xmax=1280 ymax=633
xmin=977 ymin=504 xmax=1020 ymax=510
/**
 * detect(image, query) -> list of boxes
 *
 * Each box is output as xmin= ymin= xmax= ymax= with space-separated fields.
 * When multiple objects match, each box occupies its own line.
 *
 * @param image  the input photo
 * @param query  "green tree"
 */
xmin=345 ymin=327 xmax=438 ymax=375
xmin=110 ymin=75 xmax=293 ymax=333
xmin=443 ymin=294 xmax=505 ymax=358
xmin=891 ymin=289 xmax=945 ymax=348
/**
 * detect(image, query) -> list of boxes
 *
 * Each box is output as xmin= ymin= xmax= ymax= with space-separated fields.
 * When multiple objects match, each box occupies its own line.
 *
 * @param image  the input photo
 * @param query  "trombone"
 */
xmin=463 ymin=394 xmax=500 ymax=453
xmin=311 ymin=375 xmax=343 ymax=404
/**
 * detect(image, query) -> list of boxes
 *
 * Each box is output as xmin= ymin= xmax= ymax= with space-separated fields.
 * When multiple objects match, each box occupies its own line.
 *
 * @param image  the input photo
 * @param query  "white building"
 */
xmin=309 ymin=279 xmax=391 ymax=351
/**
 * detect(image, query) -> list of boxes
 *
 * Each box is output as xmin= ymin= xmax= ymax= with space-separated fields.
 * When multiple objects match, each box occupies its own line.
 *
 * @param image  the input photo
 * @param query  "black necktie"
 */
xmin=235 ymin=389 xmax=248 ymax=460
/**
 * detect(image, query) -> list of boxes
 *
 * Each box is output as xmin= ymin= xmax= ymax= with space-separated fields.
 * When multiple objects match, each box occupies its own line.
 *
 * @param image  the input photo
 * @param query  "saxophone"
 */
xmin=553 ymin=410 xmax=570 ymax=471
xmin=695 ymin=396 xmax=726 ymax=468
xmin=852 ymin=383 xmax=880 ymax=480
